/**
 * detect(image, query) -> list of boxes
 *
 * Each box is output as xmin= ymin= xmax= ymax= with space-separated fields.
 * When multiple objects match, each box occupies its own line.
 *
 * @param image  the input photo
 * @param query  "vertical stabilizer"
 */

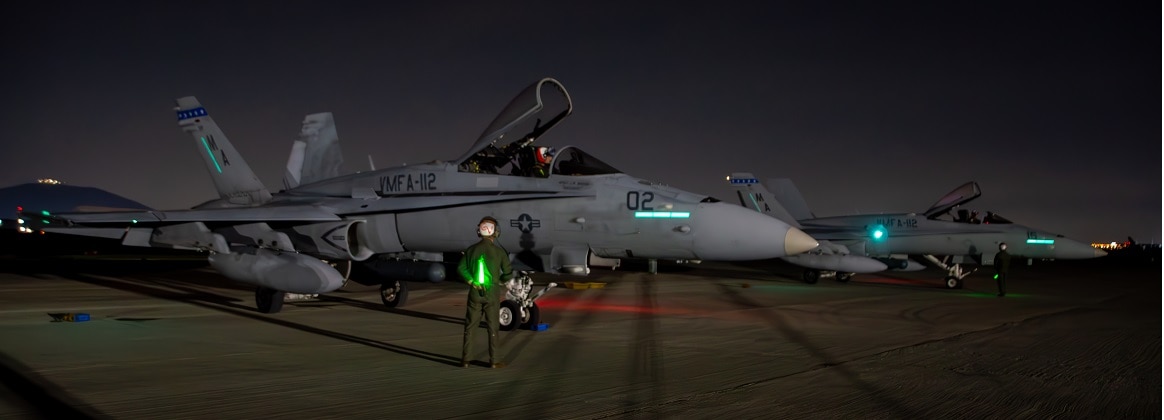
xmin=726 ymin=173 xmax=803 ymax=228
xmin=283 ymin=141 xmax=308 ymax=190
xmin=284 ymin=112 xmax=344 ymax=189
xmin=175 ymin=97 xmax=272 ymax=205
xmin=763 ymin=178 xmax=815 ymax=221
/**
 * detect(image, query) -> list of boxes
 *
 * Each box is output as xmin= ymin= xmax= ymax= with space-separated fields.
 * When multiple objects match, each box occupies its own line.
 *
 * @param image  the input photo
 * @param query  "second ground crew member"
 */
xmin=458 ymin=216 xmax=513 ymax=368
xmin=993 ymin=242 xmax=1010 ymax=297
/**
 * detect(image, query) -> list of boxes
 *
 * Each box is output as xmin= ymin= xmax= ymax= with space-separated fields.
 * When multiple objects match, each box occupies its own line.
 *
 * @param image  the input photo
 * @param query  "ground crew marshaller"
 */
xmin=993 ymin=242 xmax=1010 ymax=297
xmin=459 ymin=216 xmax=512 ymax=368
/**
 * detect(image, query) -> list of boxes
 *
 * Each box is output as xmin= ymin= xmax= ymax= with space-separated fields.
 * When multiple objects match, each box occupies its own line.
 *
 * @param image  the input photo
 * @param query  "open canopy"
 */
xmin=923 ymin=181 xmax=981 ymax=219
xmin=455 ymin=78 xmax=573 ymax=168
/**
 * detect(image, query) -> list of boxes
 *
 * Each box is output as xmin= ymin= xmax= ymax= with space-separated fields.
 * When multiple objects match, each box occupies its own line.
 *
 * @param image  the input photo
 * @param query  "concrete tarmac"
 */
xmin=0 ymin=256 xmax=1158 ymax=419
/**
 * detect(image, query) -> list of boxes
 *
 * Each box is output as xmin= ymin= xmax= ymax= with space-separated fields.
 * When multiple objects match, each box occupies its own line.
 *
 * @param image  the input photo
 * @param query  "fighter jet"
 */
xmin=42 ymin=78 xmax=818 ymax=321
xmin=727 ymin=173 xmax=1104 ymax=288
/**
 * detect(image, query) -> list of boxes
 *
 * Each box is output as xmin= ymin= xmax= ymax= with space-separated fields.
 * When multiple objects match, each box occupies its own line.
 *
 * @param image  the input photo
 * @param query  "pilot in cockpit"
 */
xmin=530 ymin=146 xmax=554 ymax=177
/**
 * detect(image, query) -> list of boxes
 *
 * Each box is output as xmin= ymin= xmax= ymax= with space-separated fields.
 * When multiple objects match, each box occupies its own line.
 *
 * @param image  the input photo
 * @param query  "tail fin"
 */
xmin=726 ymin=173 xmax=803 ymax=227
xmin=284 ymin=112 xmax=344 ymax=189
xmin=762 ymin=177 xmax=815 ymax=221
xmin=175 ymin=97 xmax=272 ymax=205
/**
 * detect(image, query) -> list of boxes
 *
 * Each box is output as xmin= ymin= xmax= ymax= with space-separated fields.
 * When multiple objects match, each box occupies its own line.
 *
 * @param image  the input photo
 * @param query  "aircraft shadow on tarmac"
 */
xmin=0 ymin=351 xmax=110 ymax=419
xmin=315 ymin=295 xmax=464 ymax=325
xmin=710 ymin=280 xmax=927 ymax=419
xmin=56 ymin=273 xmax=464 ymax=367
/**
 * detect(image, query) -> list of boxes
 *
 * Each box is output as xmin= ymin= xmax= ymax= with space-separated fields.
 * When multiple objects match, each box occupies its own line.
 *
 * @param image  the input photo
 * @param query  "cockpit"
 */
xmin=953 ymin=209 xmax=1013 ymax=225
xmin=457 ymin=78 xmax=617 ymax=178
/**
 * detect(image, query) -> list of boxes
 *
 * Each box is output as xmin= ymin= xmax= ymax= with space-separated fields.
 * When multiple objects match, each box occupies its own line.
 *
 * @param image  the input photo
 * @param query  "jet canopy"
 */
xmin=456 ymin=78 xmax=573 ymax=173
xmin=550 ymin=146 xmax=621 ymax=176
xmin=923 ymin=181 xmax=981 ymax=220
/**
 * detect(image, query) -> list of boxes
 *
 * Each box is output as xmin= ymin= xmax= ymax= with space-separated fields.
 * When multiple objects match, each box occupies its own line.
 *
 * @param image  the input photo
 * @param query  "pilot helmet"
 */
xmin=535 ymin=146 xmax=555 ymax=164
xmin=478 ymin=216 xmax=499 ymax=238
xmin=999 ymin=242 xmax=1007 ymax=251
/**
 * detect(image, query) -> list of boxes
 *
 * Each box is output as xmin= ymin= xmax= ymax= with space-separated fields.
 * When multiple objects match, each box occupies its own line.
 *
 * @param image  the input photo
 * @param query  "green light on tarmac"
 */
xmin=41 ymin=210 xmax=50 ymax=216
xmin=131 ymin=219 xmax=138 ymax=224
xmin=200 ymin=136 xmax=223 ymax=173
xmin=1026 ymin=239 xmax=1055 ymax=245
xmin=634 ymin=212 xmax=691 ymax=218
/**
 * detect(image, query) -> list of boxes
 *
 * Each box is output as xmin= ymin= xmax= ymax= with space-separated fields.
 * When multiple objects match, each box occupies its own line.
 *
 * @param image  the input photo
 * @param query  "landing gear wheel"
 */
xmin=802 ymin=270 xmax=820 ymax=284
xmin=380 ymin=280 xmax=409 ymax=308
xmin=836 ymin=272 xmax=853 ymax=282
xmin=945 ymin=276 xmax=962 ymax=289
xmin=519 ymin=303 xmax=541 ymax=329
xmin=255 ymin=287 xmax=285 ymax=314
xmin=499 ymin=300 xmax=521 ymax=331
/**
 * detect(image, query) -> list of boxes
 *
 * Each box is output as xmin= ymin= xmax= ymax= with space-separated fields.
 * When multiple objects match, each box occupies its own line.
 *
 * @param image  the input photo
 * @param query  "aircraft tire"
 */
xmin=380 ymin=280 xmax=409 ymax=308
xmin=944 ymin=276 xmax=962 ymax=289
xmin=519 ymin=303 xmax=541 ymax=330
xmin=836 ymin=272 xmax=853 ymax=282
xmin=499 ymin=300 xmax=521 ymax=331
xmin=255 ymin=287 xmax=285 ymax=314
xmin=802 ymin=270 xmax=820 ymax=284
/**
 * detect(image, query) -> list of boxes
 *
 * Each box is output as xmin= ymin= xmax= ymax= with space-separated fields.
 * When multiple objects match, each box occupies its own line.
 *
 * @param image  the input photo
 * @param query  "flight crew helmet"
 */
xmin=999 ymin=242 xmax=1007 ymax=251
xmin=535 ymin=146 xmax=555 ymax=165
xmin=478 ymin=216 xmax=500 ymax=238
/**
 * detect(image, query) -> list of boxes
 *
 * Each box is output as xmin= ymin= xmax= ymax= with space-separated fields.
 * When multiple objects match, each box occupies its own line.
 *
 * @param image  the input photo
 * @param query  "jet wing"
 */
xmin=800 ymin=224 xmax=1009 ymax=241
xmin=923 ymin=181 xmax=981 ymax=219
xmin=53 ymin=205 xmax=343 ymax=225
xmin=52 ymin=190 xmax=590 ymax=226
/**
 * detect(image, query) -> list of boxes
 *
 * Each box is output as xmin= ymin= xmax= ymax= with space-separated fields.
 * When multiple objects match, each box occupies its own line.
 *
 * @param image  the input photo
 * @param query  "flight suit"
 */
xmin=458 ymin=238 xmax=513 ymax=366
xmin=993 ymin=249 xmax=1011 ymax=297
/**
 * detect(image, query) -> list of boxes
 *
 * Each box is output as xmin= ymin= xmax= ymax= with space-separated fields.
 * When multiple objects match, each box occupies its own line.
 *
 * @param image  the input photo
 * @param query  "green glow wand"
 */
xmin=477 ymin=256 xmax=491 ymax=289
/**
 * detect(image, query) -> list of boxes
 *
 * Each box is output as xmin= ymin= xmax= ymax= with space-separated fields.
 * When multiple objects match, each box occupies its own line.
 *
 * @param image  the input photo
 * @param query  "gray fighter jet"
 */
xmin=42 ymin=79 xmax=818 ymax=320
xmin=727 ymin=173 xmax=1104 ymax=288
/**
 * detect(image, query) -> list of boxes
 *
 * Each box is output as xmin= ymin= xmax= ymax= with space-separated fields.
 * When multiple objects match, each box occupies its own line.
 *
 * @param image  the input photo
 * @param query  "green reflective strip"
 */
xmin=201 ymin=136 xmax=223 ymax=173
xmin=748 ymin=194 xmax=762 ymax=212
xmin=634 ymin=211 xmax=691 ymax=218
xmin=1026 ymin=239 xmax=1055 ymax=245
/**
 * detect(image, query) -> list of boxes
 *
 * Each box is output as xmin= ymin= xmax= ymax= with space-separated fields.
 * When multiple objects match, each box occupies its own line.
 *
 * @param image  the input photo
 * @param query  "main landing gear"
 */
xmin=380 ymin=279 xmax=409 ymax=308
xmin=801 ymin=270 xmax=855 ymax=284
xmin=499 ymin=271 xmax=556 ymax=331
xmin=255 ymin=287 xmax=286 ymax=313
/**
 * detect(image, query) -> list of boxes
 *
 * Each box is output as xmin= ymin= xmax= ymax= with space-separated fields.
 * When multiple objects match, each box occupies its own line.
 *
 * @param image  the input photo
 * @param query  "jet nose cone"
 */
xmin=784 ymin=227 xmax=819 ymax=256
xmin=1050 ymin=238 xmax=1106 ymax=259
xmin=691 ymin=203 xmax=819 ymax=260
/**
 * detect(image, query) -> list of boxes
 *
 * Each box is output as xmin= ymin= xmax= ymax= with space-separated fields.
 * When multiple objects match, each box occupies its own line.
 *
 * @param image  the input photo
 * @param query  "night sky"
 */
xmin=3 ymin=2 xmax=1158 ymax=243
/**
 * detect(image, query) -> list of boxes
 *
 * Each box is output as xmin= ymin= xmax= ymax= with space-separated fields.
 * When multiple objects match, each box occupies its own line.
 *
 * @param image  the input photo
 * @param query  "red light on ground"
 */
xmin=16 ymin=206 xmax=22 ymax=212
